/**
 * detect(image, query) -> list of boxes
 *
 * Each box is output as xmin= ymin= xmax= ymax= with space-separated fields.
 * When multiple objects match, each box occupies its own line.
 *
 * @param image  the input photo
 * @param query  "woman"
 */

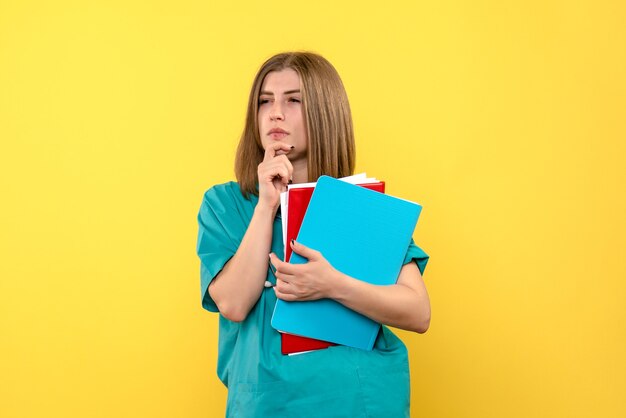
xmin=197 ymin=52 xmax=431 ymax=417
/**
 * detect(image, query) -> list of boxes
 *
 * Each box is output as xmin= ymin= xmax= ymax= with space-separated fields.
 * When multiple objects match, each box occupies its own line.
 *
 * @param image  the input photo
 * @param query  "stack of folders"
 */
xmin=272 ymin=175 xmax=422 ymax=354
xmin=277 ymin=174 xmax=386 ymax=355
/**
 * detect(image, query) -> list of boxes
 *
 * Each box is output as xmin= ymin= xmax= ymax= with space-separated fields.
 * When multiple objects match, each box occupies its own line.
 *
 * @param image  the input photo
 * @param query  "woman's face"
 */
xmin=258 ymin=68 xmax=307 ymax=162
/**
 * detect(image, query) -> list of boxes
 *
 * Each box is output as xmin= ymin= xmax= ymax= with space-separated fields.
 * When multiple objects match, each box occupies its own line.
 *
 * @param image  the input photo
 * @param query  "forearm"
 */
xmin=209 ymin=204 xmax=276 ymax=321
xmin=272 ymin=242 xmax=431 ymax=333
xmin=329 ymin=263 xmax=431 ymax=333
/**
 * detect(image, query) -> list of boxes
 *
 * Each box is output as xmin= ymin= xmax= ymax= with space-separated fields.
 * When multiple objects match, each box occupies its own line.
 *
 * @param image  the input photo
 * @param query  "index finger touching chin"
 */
xmin=264 ymin=142 xmax=294 ymax=161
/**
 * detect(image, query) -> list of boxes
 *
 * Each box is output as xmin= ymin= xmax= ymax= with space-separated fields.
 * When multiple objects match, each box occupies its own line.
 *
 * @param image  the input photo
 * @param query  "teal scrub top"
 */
xmin=197 ymin=182 xmax=429 ymax=418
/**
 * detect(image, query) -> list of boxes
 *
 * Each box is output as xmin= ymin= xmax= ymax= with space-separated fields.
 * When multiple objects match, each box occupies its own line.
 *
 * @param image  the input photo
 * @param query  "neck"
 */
xmin=290 ymin=158 xmax=308 ymax=184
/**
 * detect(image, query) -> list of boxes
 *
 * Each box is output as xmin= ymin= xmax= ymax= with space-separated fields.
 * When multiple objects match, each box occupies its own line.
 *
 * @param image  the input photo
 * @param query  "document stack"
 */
xmin=272 ymin=175 xmax=422 ymax=353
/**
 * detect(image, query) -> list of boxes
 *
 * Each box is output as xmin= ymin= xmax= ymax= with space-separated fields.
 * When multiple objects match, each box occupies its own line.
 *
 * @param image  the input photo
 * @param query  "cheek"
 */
xmin=297 ymin=112 xmax=307 ymax=133
xmin=297 ymin=118 xmax=307 ymax=142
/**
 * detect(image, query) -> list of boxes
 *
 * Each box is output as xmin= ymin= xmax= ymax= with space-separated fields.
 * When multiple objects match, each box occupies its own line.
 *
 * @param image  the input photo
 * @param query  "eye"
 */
xmin=259 ymin=98 xmax=270 ymax=105
xmin=288 ymin=97 xmax=301 ymax=103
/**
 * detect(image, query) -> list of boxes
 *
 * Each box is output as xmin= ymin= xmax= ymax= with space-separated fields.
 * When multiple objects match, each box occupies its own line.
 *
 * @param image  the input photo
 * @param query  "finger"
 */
xmin=275 ymin=283 xmax=314 ymax=302
xmin=276 ymin=155 xmax=294 ymax=183
xmin=275 ymin=278 xmax=292 ymax=292
xmin=270 ymin=252 xmax=289 ymax=272
xmin=290 ymin=240 xmax=322 ymax=261
xmin=263 ymin=142 xmax=295 ymax=162
xmin=269 ymin=253 xmax=280 ymax=271
xmin=270 ymin=253 xmax=299 ymax=275
xmin=274 ymin=287 xmax=297 ymax=302
xmin=275 ymin=279 xmax=302 ymax=299
xmin=260 ymin=164 xmax=290 ymax=187
xmin=272 ymin=177 xmax=287 ymax=194
xmin=274 ymin=271 xmax=296 ymax=283
xmin=273 ymin=166 xmax=291 ymax=187
xmin=263 ymin=156 xmax=293 ymax=187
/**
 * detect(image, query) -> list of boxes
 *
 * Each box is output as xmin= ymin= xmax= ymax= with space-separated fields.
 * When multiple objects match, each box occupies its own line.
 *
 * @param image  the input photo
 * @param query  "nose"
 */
xmin=269 ymin=101 xmax=284 ymax=121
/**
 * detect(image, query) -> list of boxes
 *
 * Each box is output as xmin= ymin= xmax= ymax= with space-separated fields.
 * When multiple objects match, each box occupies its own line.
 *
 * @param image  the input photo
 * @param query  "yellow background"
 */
xmin=1 ymin=1 xmax=624 ymax=417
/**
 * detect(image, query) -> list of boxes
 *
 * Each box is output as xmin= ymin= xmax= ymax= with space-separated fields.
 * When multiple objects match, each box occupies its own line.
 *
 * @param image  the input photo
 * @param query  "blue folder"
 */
xmin=270 ymin=175 xmax=422 ymax=350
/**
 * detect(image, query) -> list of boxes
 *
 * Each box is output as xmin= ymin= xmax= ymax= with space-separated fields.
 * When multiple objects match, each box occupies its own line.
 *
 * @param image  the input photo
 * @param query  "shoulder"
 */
xmin=198 ymin=182 xmax=256 ymax=239
xmin=203 ymin=181 xmax=241 ymax=200
xmin=201 ymin=181 xmax=250 ymax=208
xmin=199 ymin=181 xmax=258 ymax=220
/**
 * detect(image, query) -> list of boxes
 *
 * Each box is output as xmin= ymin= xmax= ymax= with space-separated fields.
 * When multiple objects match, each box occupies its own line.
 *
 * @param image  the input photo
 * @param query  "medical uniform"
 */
xmin=197 ymin=182 xmax=429 ymax=418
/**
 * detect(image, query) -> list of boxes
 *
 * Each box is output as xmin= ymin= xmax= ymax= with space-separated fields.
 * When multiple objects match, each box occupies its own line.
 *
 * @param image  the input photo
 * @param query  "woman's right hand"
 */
xmin=257 ymin=142 xmax=294 ymax=211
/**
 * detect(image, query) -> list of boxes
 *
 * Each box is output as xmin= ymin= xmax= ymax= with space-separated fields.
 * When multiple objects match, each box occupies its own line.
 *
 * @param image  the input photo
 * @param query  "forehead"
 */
xmin=260 ymin=68 xmax=301 ymax=92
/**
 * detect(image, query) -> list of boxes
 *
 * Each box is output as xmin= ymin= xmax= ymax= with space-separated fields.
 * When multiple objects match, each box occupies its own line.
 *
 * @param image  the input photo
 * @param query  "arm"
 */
xmin=332 ymin=261 xmax=430 ymax=333
xmin=208 ymin=204 xmax=276 ymax=322
xmin=208 ymin=142 xmax=294 ymax=322
xmin=270 ymin=240 xmax=431 ymax=333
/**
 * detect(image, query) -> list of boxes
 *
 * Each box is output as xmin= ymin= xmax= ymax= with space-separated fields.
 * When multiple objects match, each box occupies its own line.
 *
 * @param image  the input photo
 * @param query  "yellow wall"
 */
xmin=1 ymin=1 xmax=624 ymax=417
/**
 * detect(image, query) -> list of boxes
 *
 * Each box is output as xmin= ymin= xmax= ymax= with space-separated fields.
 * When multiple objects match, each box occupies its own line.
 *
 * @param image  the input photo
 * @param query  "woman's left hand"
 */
xmin=269 ymin=241 xmax=341 ymax=301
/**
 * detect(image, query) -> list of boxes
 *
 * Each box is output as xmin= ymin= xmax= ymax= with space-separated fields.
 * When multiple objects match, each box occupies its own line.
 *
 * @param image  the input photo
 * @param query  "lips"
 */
xmin=268 ymin=128 xmax=289 ymax=139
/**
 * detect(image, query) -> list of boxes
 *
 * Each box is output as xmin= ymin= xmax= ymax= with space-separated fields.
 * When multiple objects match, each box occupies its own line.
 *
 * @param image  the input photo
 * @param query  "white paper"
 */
xmin=280 ymin=191 xmax=289 ymax=248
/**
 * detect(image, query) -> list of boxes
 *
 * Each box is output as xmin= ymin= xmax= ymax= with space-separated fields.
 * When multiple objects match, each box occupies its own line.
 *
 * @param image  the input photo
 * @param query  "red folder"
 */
xmin=281 ymin=181 xmax=385 ymax=354
xmin=281 ymin=332 xmax=337 ymax=355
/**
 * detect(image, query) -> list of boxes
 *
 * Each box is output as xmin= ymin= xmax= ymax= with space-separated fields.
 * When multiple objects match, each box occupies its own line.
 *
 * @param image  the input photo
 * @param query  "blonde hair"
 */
xmin=235 ymin=52 xmax=356 ymax=198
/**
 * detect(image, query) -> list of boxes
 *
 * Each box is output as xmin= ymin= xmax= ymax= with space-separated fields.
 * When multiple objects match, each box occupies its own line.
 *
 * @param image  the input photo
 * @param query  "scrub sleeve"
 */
xmin=197 ymin=182 xmax=429 ymax=418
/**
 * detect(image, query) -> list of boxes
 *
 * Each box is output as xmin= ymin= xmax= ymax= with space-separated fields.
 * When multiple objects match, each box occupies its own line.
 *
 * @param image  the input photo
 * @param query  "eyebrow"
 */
xmin=259 ymin=89 xmax=301 ymax=95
